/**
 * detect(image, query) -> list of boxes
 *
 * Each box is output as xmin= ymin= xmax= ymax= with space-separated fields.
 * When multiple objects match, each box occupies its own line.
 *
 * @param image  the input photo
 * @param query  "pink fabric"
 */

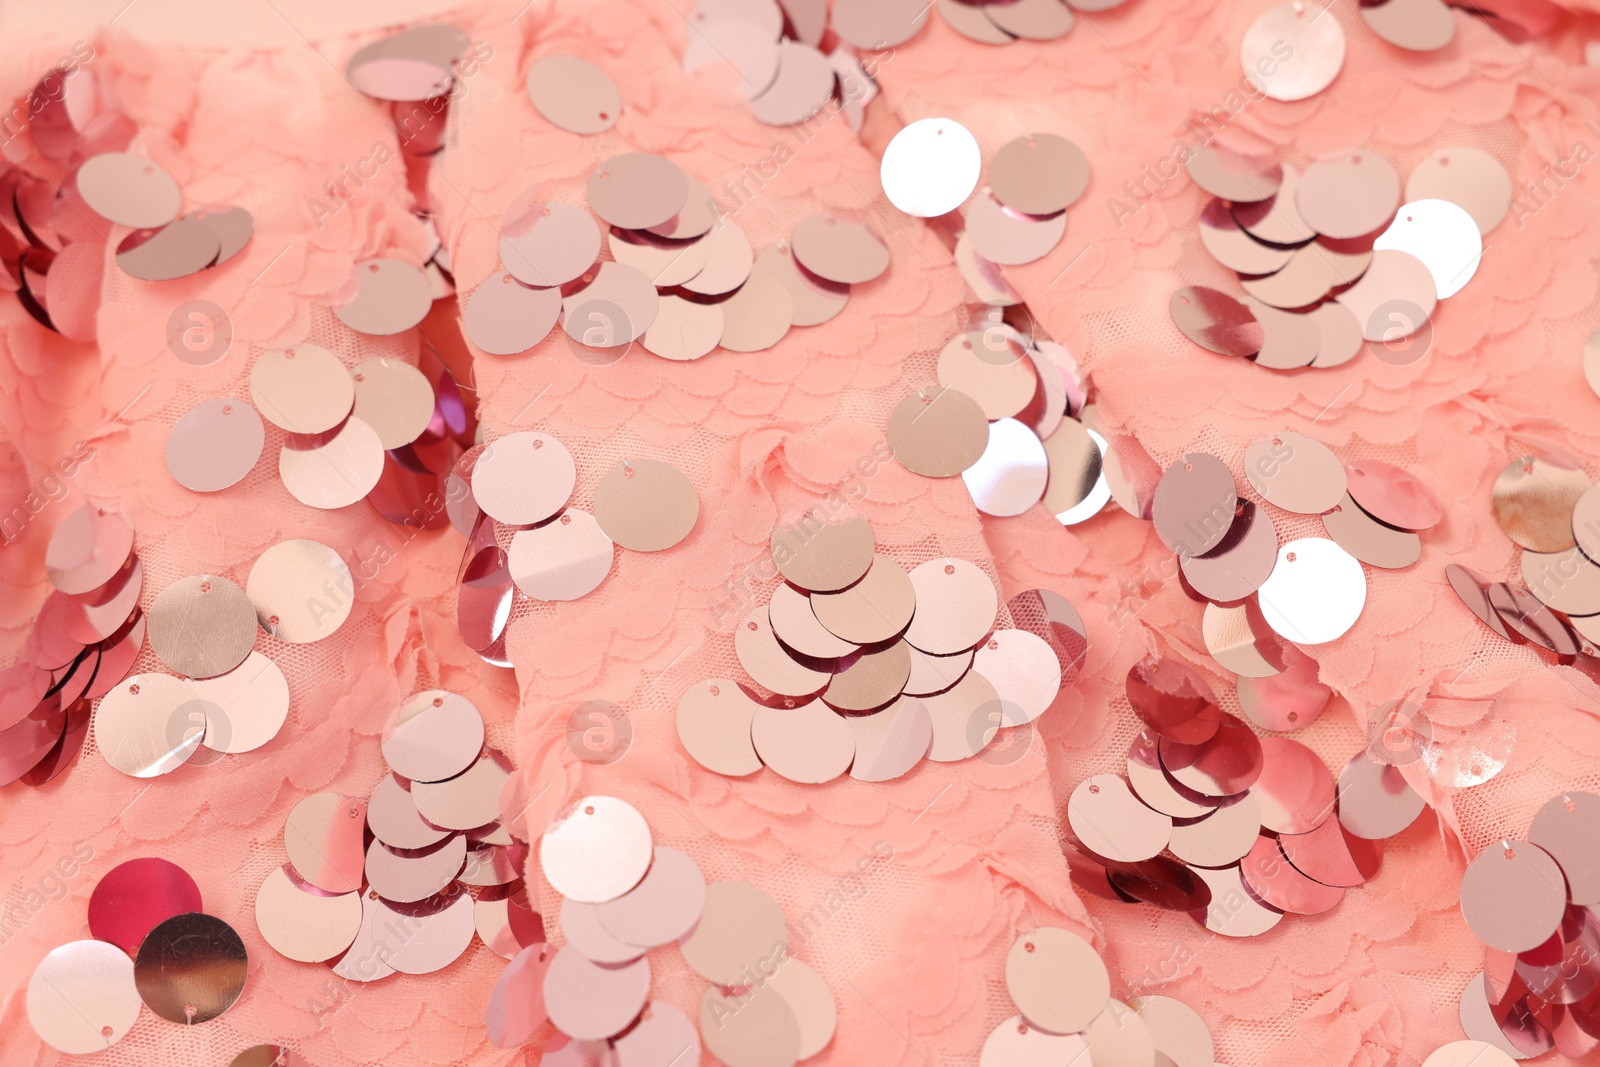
xmin=4 ymin=1 xmax=1600 ymax=1065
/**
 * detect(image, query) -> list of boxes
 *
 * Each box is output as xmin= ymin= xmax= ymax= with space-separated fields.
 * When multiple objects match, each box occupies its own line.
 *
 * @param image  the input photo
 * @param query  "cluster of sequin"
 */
xmin=3 ymin=505 xmax=142 ymax=786
xmin=1447 ymin=451 xmax=1600 ymax=658
xmin=28 ymin=858 xmax=246 ymax=1053
xmin=466 ymin=149 xmax=886 ymax=360
xmin=986 ymin=927 xmax=1220 ymax=1067
xmin=1172 ymin=140 xmax=1508 ymax=370
xmin=1449 ymin=792 xmax=1600 ymax=1057
xmin=253 ymin=691 xmax=526 ymax=986
xmin=1 ymin=66 xmax=253 ymax=337
xmin=681 ymin=0 xmax=882 ymax=130
xmin=485 ymin=793 xmax=839 ymax=1066
xmin=888 ymin=324 xmax=1107 ymax=523
xmin=1067 ymin=654 xmax=1429 ymax=928
xmin=678 ymin=516 xmax=1087 ymax=781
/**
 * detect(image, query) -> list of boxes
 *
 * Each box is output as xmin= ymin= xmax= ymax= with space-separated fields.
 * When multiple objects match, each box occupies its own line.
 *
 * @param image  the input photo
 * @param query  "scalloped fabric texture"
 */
xmin=2 ymin=1 xmax=1600 ymax=1066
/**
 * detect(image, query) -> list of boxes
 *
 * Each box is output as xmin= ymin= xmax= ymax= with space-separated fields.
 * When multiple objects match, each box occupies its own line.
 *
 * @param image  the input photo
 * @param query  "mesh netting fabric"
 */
xmin=5 ymin=1 xmax=1600 ymax=1065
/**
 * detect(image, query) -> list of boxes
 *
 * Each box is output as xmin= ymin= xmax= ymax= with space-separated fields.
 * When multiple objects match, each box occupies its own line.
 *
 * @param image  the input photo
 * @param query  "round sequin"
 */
xmin=962 ymin=417 xmax=1049 ymax=517
xmin=563 ymin=261 xmax=661 ymax=346
xmin=248 ymin=539 xmax=354 ymax=644
xmin=770 ymin=515 xmax=875 ymax=593
xmin=1160 ymin=712 xmax=1264 ymax=797
xmin=596 ymin=847 xmax=707 ymax=947
xmin=1374 ymin=199 xmax=1482 ymax=298
xmin=1189 ymin=864 xmax=1284 ymax=938
xmin=965 ymin=191 xmax=1067 ymax=267
xmin=922 ymin=670 xmax=1003 ymax=761
xmin=366 ymin=834 xmax=467 ymax=903
xmin=643 ymin=294 xmax=723 ymax=360
xmin=1493 ymin=454 xmax=1590 ymax=553
xmin=823 ymin=640 xmax=912 ymax=712
xmin=1179 ymin=500 xmax=1279 ymax=603
xmin=1129 ymin=996 xmax=1215 ymax=1067
xmin=1421 ymin=1042 xmax=1515 ymax=1067
xmin=76 ymin=153 xmax=180 ymax=228
xmin=1361 ymin=0 xmax=1455 ymax=52
xmin=699 ymin=984 xmax=802 ymax=1067
xmin=1068 ymin=774 xmax=1172 ymax=863
xmin=45 ymin=506 xmax=134 ymax=596
xmin=676 ymin=680 xmax=763 ymax=776
xmin=1241 ymin=2 xmax=1345 ymax=101
xmin=810 ymin=554 xmax=913 ymax=643
xmin=1256 ymin=537 xmax=1366 ymax=645
xmin=937 ymin=332 xmax=1038 ymax=421
xmin=887 ymin=387 xmax=990 ymax=477
xmin=411 ymin=750 xmax=511 ymax=831
xmin=166 ymin=399 xmax=264 ymax=492
xmin=1280 ymin=812 xmax=1383 ymax=888
xmin=1004 ymin=927 xmax=1109 ymax=1035
xmin=382 ymin=690 xmax=484 ymax=783
xmin=1337 ymin=750 xmax=1428 ymax=839
xmin=1168 ymin=794 xmax=1262 ymax=868
xmin=254 ymin=865 xmax=362 ymax=963
xmin=278 ymin=418 xmax=386 ymax=509
xmin=989 ymin=134 xmax=1089 ymax=216
xmin=1199 ymin=200 xmax=1294 ymax=276
xmin=1345 ymin=459 xmax=1441 ymax=530
xmin=134 ymin=912 xmax=247 ymax=1023
xmin=148 ymin=574 xmax=256 ymax=679
xmin=465 ymin=272 xmax=562 ymax=355
xmin=88 ymin=857 xmax=204 ymax=954
xmin=1153 ymin=453 xmax=1238 ymax=557
xmin=750 ymin=42 xmax=834 ymax=126
xmin=1241 ymin=834 xmax=1344 ymax=915
xmin=190 ymin=651 xmax=291 ymax=754
xmin=250 ymin=345 xmax=355 ymax=435
xmin=509 ymin=510 xmax=614 ymax=601
xmin=832 ymin=0 xmax=928 ymax=48
xmin=751 ymin=698 xmax=855 ymax=782
xmin=471 ymin=432 xmax=577 ymax=526
xmin=973 ymin=629 xmax=1061 ymax=726
xmin=1244 ymin=432 xmax=1345 ymax=515
xmin=1322 ymin=494 xmax=1423 ymax=569
xmin=27 ymin=940 xmax=140 ymax=1054
xmin=1335 ymin=249 xmax=1437 ymax=343
xmin=679 ymin=880 xmax=788 ymax=985
xmin=592 ymin=458 xmax=699 ymax=552
xmin=1459 ymin=840 xmax=1567 ymax=952
xmin=880 ymin=117 xmax=980 ymax=217
xmin=587 ymin=154 xmax=688 ymax=230
xmin=500 ymin=200 xmax=601 ymax=288
xmin=350 ymin=358 xmax=435 ymax=449
xmin=368 ymin=774 xmax=451 ymax=850
xmin=539 ymin=795 xmax=653 ymax=903
xmin=526 ymin=53 xmax=621 ymax=134
xmin=1528 ymin=793 xmax=1600 ymax=906
xmin=790 ymin=215 xmax=889 ymax=285
xmin=335 ymin=258 xmax=432 ymax=336
xmin=560 ymin=897 xmax=646 ymax=964
xmin=385 ymin=892 xmax=476 ymax=975
xmin=612 ymin=1002 xmax=703 ymax=1067
xmin=904 ymin=558 xmax=998 ymax=654
xmin=1297 ymin=151 xmax=1401 ymax=239
xmin=1253 ymin=737 xmax=1335 ymax=834
xmin=847 ymin=697 xmax=935 ymax=781
xmin=1185 ymin=143 xmax=1281 ymax=203
xmin=284 ymin=792 xmax=367 ymax=894
xmin=1406 ymin=147 xmax=1511 ymax=234
xmin=768 ymin=583 xmax=856 ymax=658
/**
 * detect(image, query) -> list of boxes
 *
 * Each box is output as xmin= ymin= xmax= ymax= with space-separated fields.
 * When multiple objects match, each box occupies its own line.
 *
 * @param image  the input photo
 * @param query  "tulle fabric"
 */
xmin=3 ymin=1 xmax=1600 ymax=1064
